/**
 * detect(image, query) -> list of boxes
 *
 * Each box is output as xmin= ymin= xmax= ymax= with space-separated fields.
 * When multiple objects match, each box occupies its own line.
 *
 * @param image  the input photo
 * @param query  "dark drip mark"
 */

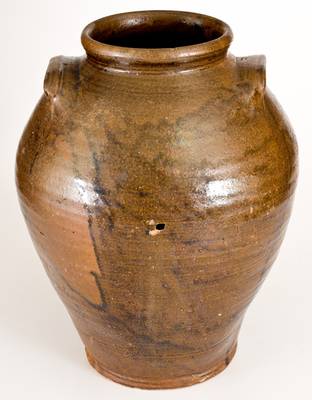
xmin=92 ymin=152 xmax=101 ymax=183
xmin=91 ymin=152 xmax=112 ymax=208
xmin=29 ymin=150 xmax=40 ymax=175
xmin=90 ymin=271 xmax=107 ymax=310
xmin=93 ymin=184 xmax=108 ymax=197
xmin=82 ymin=132 xmax=115 ymax=309
xmin=46 ymin=262 xmax=106 ymax=312
xmin=50 ymin=58 xmax=109 ymax=311
xmin=107 ymin=214 xmax=114 ymax=232
xmin=87 ymin=212 xmax=106 ymax=277
xmin=50 ymin=265 xmax=195 ymax=355
xmin=106 ymin=314 xmax=194 ymax=353
xmin=106 ymin=129 xmax=122 ymax=146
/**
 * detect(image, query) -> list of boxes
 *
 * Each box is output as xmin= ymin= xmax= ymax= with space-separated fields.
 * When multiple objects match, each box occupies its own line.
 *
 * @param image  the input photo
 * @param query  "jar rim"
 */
xmin=81 ymin=10 xmax=233 ymax=72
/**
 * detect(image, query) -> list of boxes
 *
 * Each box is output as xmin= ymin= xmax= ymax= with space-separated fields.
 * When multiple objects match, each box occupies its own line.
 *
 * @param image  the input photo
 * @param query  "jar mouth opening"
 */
xmin=89 ymin=14 xmax=224 ymax=49
xmin=81 ymin=11 xmax=233 ymax=71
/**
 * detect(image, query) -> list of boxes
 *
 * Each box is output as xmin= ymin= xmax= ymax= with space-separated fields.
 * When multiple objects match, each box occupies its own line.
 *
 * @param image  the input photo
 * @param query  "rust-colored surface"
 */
xmin=16 ymin=11 xmax=298 ymax=389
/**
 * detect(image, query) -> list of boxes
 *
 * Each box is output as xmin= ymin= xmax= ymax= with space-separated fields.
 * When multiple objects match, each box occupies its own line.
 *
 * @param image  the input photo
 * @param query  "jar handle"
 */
xmin=236 ymin=55 xmax=266 ymax=95
xmin=44 ymin=56 xmax=65 ymax=99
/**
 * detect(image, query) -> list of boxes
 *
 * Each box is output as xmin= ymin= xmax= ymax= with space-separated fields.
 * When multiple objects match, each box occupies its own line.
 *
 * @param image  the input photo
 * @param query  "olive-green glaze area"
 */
xmin=16 ymin=11 xmax=297 ymax=389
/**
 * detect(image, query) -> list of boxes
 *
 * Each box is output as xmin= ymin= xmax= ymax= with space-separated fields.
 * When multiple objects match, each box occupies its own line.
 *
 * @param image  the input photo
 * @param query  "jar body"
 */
xmin=16 ymin=51 xmax=297 ymax=388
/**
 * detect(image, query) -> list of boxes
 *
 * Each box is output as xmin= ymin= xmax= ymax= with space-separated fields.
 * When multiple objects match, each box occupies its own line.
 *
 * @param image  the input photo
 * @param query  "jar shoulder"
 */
xmin=16 ymin=56 xmax=298 ymax=221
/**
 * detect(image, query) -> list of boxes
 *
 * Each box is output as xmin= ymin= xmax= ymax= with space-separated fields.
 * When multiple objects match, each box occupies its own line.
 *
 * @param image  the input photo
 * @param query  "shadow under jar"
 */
xmin=16 ymin=11 xmax=298 ymax=389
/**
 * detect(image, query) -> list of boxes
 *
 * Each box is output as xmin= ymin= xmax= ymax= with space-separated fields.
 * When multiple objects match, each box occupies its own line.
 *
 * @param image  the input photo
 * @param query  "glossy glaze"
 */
xmin=16 ymin=11 xmax=298 ymax=389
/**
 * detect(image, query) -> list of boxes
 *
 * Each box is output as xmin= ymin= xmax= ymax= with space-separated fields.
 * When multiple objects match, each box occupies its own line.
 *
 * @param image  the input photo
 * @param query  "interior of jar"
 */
xmin=90 ymin=18 xmax=224 ymax=49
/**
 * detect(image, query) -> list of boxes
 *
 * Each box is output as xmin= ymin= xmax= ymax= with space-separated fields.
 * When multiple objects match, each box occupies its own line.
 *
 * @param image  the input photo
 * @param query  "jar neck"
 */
xmin=81 ymin=11 xmax=233 ymax=74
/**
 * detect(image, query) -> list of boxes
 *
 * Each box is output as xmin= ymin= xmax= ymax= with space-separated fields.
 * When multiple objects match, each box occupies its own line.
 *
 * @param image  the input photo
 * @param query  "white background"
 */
xmin=1 ymin=0 xmax=311 ymax=399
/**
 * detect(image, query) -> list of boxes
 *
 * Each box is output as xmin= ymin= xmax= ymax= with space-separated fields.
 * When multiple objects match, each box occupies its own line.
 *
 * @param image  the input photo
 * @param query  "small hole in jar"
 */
xmin=156 ymin=223 xmax=165 ymax=230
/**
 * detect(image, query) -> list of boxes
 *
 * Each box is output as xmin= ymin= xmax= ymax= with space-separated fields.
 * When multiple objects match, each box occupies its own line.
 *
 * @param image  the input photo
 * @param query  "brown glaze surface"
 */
xmin=16 ymin=11 xmax=298 ymax=389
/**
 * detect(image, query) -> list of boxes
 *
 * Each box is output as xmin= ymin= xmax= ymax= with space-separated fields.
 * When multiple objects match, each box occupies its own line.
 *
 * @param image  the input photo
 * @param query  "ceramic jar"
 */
xmin=16 ymin=11 xmax=298 ymax=388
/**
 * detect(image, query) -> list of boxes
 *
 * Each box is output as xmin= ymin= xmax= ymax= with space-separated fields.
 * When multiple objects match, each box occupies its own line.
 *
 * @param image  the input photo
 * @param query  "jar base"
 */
xmin=85 ymin=341 xmax=237 ymax=389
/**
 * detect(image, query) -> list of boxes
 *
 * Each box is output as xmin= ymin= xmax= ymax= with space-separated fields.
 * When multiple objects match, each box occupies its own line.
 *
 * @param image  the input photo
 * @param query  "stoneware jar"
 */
xmin=16 ymin=11 xmax=298 ymax=389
